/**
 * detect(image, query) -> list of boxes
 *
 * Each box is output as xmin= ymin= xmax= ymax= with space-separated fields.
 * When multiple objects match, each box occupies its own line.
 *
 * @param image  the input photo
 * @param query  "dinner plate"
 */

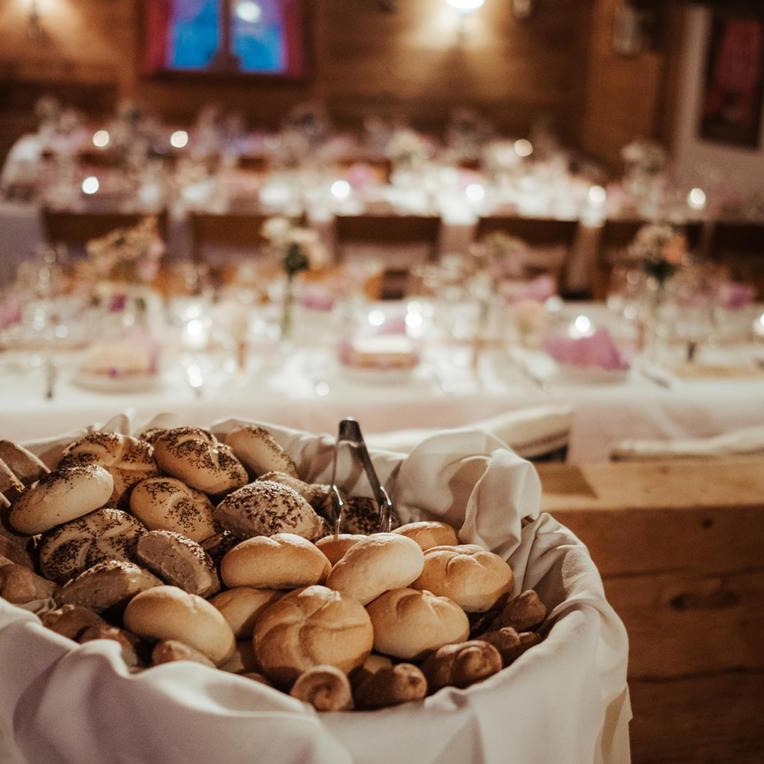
xmin=71 ymin=370 xmax=161 ymax=394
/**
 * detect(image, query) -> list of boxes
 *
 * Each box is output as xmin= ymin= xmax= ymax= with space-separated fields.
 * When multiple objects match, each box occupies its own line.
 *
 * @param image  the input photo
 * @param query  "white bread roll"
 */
xmin=253 ymin=584 xmax=373 ymax=686
xmin=130 ymin=477 xmax=216 ymax=542
xmin=315 ymin=534 xmax=366 ymax=565
xmin=39 ymin=508 xmax=147 ymax=583
xmin=214 ymin=481 xmax=324 ymax=541
xmin=225 ymin=425 xmax=299 ymax=478
xmin=412 ymin=545 xmax=514 ymax=612
xmin=366 ymin=588 xmax=469 ymax=659
xmin=0 ymin=562 xmax=57 ymax=604
xmin=55 ymin=559 xmax=161 ymax=612
xmin=209 ymin=587 xmax=282 ymax=639
xmin=392 ymin=521 xmax=459 ymax=550
xmin=135 ymin=530 xmax=220 ymax=598
xmin=326 ymin=533 xmax=424 ymax=605
xmin=9 ymin=464 xmax=114 ymax=535
xmin=153 ymin=427 xmax=248 ymax=496
xmin=221 ymin=533 xmax=330 ymax=589
xmin=58 ymin=432 xmax=157 ymax=506
xmin=124 ymin=585 xmax=236 ymax=666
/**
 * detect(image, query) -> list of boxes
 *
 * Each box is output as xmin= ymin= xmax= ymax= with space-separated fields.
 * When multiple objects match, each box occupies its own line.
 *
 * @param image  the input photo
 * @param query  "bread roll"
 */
xmin=341 ymin=496 xmax=400 ymax=535
xmin=221 ymin=534 xmax=330 ymax=590
xmin=201 ymin=531 xmax=240 ymax=565
xmin=241 ymin=672 xmax=273 ymax=687
xmin=290 ymin=665 xmax=353 ymax=712
xmin=480 ymin=626 xmax=540 ymax=666
xmin=124 ymin=585 xmax=236 ymax=666
xmin=38 ymin=508 xmax=147 ymax=583
xmin=152 ymin=639 xmax=215 ymax=668
xmin=135 ymin=530 xmax=220 ymax=598
xmin=0 ymin=459 xmax=24 ymax=500
xmin=214 ymin=481 xmax=324 ymax=541
xmin=392 ymin=521 xmax=459 ymax=550
xmin=354 ymin=664 xmax=428 ymax=710
xmin=9 ymin=464 xmax=114 ymax=535
xmin=253 ymin=584 xmax=373 ymax=687
xmin=130 ymin=477 xmax=216 ymax=542
xmin=366 ymin=588 xmax=469 ymax=660
xmin=78 ymin=625 xmax=141 ymax=668
xmin=210 ymin=587 xmax=282 ymax=639
xmin=225 ymin=425 xmax=299 ymax=478
xmin=421 ymin=640 xmax=502 ymax=691
xmin=257 ymin=472 xmax=332 ymax=514
xmin=139 ymin=427 xmax=167 ymax=445
xmin=326 ymin=533 xmax=425 ymax=605
xmin=153 ymin=427 xmax=248 ymax=496
xmin=55 ymin=559 xmax=162 ymax=612
xmin=219 ymin=640 xmax=258 ymax=674
xmin=315 ymin=534 xmax=365 ymax=565
xmin=58 ymin=432 xmax=157 ymax=505
xmin=0 ymin=525 xmax=34 ymax=568
xmin=490 ymin=590 xmax=547 ymax=632
xmin=0 ymin=440 xmax=49 ymax=486
xmin=351 ymin=653 xmax=394 ymax=687
xmin=412 ymin=546 xmax=514 ymax=612
xmin=40 ymin=604 xmax=107 ymax=640
xmin=0 ymin=562 xmax=57 ymax=604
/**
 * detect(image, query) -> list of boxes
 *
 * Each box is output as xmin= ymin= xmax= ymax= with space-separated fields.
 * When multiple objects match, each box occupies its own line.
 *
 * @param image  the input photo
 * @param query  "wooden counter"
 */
xmin=539 ymin=459 xmax=764 ymax=764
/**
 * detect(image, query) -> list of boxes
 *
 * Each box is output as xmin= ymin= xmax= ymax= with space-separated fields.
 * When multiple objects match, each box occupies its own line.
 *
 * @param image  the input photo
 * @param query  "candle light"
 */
xmin=81 ymin=176 xmax=99 ymax=195
xmin=568 ymin=314 xmax=594 ymax=339
xmin=92 ymin=129 xmax=110 ymax=148
xmin=588 ymin=185 xmax=607 ymax=206
xmin=687 ymin=187 xmax=707 ymax=211
xmin=170 ymin=130 xmax=189 ymax=149
xmin=465 ymin=182 xmax=485 ymax=205
xmin=330 ymin=179 xmax=351 ymax=201
xmin=514 ymin=139 xmax=533 ymax=158
xmin=182 ymin=317 xmax=210 ymax=351
xmin=367 ymin=309 xmax=386 ymax=327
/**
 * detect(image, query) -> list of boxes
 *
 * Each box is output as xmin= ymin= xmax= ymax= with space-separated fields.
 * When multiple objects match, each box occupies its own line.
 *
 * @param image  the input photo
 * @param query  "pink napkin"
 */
xmin=0 ymin=299 xmax=22 ymax=330
xmin=716 ymin=282 xmax=756 ymax=310
xmin=499 ymin=275 xmax=557 ymax=305
xmin=544 ymin=327 xmax=629 ymax=371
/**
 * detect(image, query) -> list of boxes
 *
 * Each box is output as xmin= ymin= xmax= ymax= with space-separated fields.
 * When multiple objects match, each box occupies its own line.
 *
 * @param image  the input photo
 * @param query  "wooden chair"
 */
xmin=707 ymin=221 xmax=764 ymax=298
xmin=43 ymin=209 xmax=168 ymax=254
xmin=592 ymin=219 xmax=705 ymax=300
xmin=334 ymin=214 xmax=442 ymax=299
xmin=189 ymin=212 xmax=275 ymax=263
xmin=334 ymin=158 xmax=393 ymax=184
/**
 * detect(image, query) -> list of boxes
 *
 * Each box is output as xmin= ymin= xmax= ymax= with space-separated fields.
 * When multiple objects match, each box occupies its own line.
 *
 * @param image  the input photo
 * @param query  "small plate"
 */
xmin=72 ymin=371 xmax=161 ymax=394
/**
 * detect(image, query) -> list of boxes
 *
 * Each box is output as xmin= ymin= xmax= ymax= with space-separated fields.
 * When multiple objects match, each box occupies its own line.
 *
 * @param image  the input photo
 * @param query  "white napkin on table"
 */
xmin=1 ymin=417 xmax=630 ymax=764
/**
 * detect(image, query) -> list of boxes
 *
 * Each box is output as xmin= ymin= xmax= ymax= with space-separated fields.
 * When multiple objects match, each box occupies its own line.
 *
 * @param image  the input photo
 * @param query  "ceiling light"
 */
xmin=446 ymin=0 xmax=485 ymax=14
xmin=236 ymin=1 xmax=262 ymax=23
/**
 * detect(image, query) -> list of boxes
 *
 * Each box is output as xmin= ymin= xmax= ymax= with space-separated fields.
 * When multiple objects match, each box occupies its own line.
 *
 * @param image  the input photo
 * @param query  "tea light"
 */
xmin=568 ymin=314 xmax=594 ymax=339
xmin=588 ymin=185 xmax=607 ymax=206
xmin=170 ymin=130 xmax=189 ymax=149
xmin=687 ymin=187 xmax=706 ymax=211
xmin=514 ymin=139 xmax=533 ymax=158
xmin=92 ymin=130 xmax=110 ymax=148
xmin=182 ymin=317 xmax=210 ymax=351
xmin=81 ymin=176 xmax=99 ymax=195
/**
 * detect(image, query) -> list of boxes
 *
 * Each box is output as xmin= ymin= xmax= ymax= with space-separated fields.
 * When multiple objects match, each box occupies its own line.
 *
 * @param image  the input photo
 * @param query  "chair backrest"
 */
xmin=708 ymin=221 xmax=764 ymax=298
xmin=43 ymin=210 xmax=168 ymax=253
xmin=335 ymin=158 xmax=393 ymax=185
xmin=475 ymin=216 xmax=579 ymax=248
xmin=592 ymin=219 xmax=706 ymax=300
xmin=334 ymin=214 xmax=442 ymax=263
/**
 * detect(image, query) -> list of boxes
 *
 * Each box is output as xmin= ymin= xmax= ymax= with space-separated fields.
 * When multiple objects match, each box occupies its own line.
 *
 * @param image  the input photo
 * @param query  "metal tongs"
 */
xmin=328 ymin=418 xmax=394 ymax=536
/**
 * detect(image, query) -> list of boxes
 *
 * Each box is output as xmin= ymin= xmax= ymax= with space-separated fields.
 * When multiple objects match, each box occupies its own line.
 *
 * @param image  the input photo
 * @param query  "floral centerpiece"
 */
xmin=386 ymin=128 xmax=431 ymax=170
xmin=628 ymin=222 xmax=687 ymax=287
xmin=261 ymin=217 xmax=329 ymax=341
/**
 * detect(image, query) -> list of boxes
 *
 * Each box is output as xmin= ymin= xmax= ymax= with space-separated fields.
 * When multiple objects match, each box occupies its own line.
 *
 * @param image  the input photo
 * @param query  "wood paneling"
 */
xmin=540 ymin=459 xmax=764 ymax=763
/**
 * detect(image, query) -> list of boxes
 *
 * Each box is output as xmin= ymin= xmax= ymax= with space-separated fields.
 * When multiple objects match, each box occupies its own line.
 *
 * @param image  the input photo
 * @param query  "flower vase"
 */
xmin=639 ymin=278 xmax=667 ymax=359
xmin=280 ymin=273 xmax=295 ymax=344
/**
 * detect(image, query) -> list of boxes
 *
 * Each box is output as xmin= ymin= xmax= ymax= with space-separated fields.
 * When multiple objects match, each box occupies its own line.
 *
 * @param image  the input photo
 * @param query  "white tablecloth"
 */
xmin=0 ymin=421 xmax=630 ymax=764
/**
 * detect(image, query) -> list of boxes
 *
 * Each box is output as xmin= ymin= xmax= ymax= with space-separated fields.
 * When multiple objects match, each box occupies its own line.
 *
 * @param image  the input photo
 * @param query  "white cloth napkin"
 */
xmin=0 ymin=416 xmax=630 ymax=764
xmin=611 ymin=424 xmax=764 ymax=461
xmin=365 ymin=405 xmax=574 ymax=460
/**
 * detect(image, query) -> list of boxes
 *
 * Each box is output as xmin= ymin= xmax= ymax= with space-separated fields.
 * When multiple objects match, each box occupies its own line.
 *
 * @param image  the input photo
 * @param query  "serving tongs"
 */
xmin=328 ymin=418 xmax=394 ymax=536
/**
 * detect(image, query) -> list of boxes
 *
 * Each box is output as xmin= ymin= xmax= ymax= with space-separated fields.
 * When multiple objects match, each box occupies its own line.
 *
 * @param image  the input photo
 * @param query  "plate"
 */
xmin=339 ymin=364 xmax=416 ymax=386
xmin=72 ymin=370 xmax=161 ymax=394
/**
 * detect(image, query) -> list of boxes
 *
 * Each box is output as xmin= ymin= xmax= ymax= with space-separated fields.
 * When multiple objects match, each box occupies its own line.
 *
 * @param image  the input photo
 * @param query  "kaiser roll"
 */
xmin=412 ymin=545 xmax=514 ymax=612
xmin=9 ymin=464 xmax=114 ymax=535
xmin=220 ymin=533 xmax=330 ymax=589
xmin=253 ymin=584 xmax=373 ymax=687
xmin=366 ymin=588 xmax=469 ymax=660
xmin=152 ymin=427 xmax=248 ymax=495
xmin=315 ymin=533 xmax=366 ymax=565
xmin=209 ymin=586 xmax=283 ymax=639
xmin=225 ymin=425 xmax=299 ymax=478
xmin=326 ymin=533 xmax=424 ymax=605
xmin=130 ymin=477 xmax=216 ymax=543
xmin=124 ymin=585 xmax=236 ymax=665
xmin=392 ymin=521 xmax=459 ymax=550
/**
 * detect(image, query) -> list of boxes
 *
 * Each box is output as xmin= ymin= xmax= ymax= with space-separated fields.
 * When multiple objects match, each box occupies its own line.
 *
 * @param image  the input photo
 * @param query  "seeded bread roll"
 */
xmin=55 ymin=559 xmax=162 ymax=612
xmin=0 ymin=562 xmax=57 ymax=604
xmin=225 ymin=425 xmax=299 ymax=478
xmin=135 ymin=530 xmax=220 ymax=598
xmin=221 ymin=533 xmax=330 ymax=589
xmin=366 ymin=588 xmax=470 ymax=660
xmin=152 ymin=427 xmax=248 ymax=496
xmin=9 ymin=464 xmax=114 ymax=535
xmin=57 ymin=432 xmax=158 ymax=506
xmin=214 ymin=481 xmax=324 ymax=541
xmin=124 ymin=585 xmax=236 ymax=666
xmin=256 ymin=472 xmax=333 ymax=515
xmin=40 ymin=604 xmax=107 ymax=640
xmin=290 ymin=665 xmax=353 ymax=712
xmin=130 ymin=477 xmax=216 ymax=543
xmin=38 ymin=508 xmax=147 ymax=583
xmin=421 ymin=640 xmax=502 ymax=691
xmin=209 ymin=587 xmax=283 ymax=639
xmin=201 ymin=531 xmax=240 ymax=565
xmin=412 ymin=545 xmax=514 ymax=613
xmin=341 ymin=496 xmax=400 ymax=535
xmin=392 ymin=521 xmax=459 ymax=550
xmin=253 ymin=584 xmax=373 ymax=687
xmin=326 ymin=533 xmax=425 ymax=605
xmin=0 ymin=441 xmax=49 ymax=486
xmin=315 ymin=534 xmax=366 ymax=565
xmin=152 ymin=639 xmax=216 ymax=668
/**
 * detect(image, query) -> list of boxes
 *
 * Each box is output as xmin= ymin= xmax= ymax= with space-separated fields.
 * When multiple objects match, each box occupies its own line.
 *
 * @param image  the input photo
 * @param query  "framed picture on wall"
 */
xmin=142 ymin=0 xmax=307 ymax=79
xmin=700 ymin=11 xmax=764 ymax=149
